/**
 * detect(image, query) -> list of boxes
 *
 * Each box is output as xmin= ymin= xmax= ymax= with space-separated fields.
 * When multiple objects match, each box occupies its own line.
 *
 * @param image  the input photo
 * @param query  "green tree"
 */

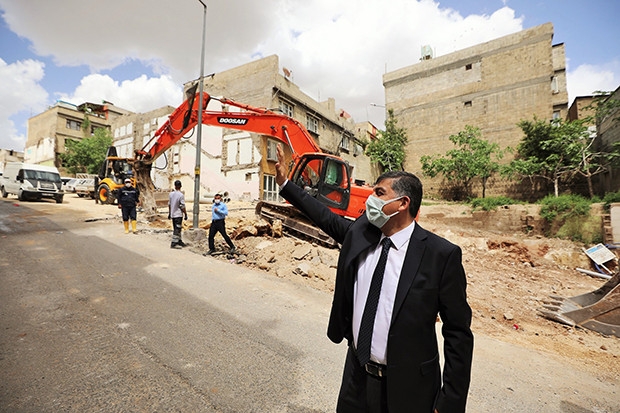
xmin=60 ymin=128 xmax=113 ymax=175
xmin=420 ymin=125 xmax=504 ymax=199
xmin=365 ymin=109 xmax=407 ymax=172
xmin=503 ymin=117 xmax=584 ymax=197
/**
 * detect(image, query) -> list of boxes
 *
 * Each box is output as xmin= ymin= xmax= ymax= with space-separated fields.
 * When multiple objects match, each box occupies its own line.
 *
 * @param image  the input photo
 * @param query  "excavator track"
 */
xmin=255 ymin=201 xmax=338 ymax=248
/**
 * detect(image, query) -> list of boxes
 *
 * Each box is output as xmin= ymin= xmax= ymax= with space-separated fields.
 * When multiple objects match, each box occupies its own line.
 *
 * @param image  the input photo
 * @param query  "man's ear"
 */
xmin=400 ymin=196 xmax=410 ymax=212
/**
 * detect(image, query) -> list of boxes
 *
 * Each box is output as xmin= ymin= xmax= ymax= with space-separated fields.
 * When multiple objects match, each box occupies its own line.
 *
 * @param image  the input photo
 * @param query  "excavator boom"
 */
xmin=137 ymin=86 xmax=321 ymax=163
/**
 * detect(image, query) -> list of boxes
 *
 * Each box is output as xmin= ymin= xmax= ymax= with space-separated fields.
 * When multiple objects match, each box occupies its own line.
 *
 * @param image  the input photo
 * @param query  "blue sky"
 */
xmin=0 ymin=0 xmax=619 ymax=152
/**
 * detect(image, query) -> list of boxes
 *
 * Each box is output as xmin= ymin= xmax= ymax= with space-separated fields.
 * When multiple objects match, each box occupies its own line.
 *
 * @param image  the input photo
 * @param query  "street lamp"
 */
xmin=368 ymin=103 xmax=386 ymax=128
xmin=193 ymin=0 xmax=207 ymax=228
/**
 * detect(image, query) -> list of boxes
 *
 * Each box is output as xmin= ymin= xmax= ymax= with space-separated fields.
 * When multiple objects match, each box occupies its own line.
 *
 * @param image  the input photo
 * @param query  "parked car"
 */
xmin=62 ymin=178 xmax=80 ymax=193
xmin=75 ymin=178 xmax=95 ymax=199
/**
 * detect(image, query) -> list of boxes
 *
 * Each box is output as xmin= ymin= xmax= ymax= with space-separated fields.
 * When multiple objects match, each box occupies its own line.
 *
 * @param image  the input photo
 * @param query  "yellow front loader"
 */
xmin=96 ymin=146 xmax=135 ymax=205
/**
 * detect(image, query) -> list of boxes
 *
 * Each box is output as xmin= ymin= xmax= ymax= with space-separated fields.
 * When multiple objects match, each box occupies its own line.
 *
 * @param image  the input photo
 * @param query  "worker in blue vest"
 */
xmin=205 ymin=193 xmax=235 ymax=255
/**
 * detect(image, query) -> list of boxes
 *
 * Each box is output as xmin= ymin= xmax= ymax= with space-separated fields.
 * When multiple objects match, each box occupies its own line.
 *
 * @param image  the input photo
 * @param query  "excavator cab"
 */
xmin=290 ymin=154 xmax=351 ymax=213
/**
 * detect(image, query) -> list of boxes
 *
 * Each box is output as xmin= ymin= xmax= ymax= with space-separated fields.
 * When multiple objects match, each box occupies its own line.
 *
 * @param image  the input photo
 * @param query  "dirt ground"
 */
xmin=63 ymin=195 xmax=620 ymax=382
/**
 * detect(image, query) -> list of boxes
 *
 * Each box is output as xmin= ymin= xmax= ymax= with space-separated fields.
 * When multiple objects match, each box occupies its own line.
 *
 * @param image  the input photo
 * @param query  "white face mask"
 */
xmin=214 ymin=199 xmax=221 ymax=204
xmin=365 ymin=195 xmax=403 ymax=228
xmin=125 ymin=183 xmax=131 ymax=187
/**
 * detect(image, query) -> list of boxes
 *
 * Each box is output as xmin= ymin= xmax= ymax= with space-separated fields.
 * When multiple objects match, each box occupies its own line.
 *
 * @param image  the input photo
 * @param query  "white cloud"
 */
xmin=59 ymin=74 xmax=182 ymax=113
xmin=0 ymin=58 xmax=48 ymax=150
xmin=567 ymin=61 xmax=620 ymax=101
xmin=0 ymin=0 xmax=526 ymax=134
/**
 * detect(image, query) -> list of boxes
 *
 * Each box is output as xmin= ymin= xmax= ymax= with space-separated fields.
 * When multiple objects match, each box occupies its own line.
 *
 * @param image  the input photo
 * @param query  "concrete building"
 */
xmin=568 ymin=95 xmax=597 ymax=123
xmin=0 ymin=149 xmax=24 ymax=175
xmin=25 ymin=100 xmax=130 ymax=168
xmin=596 ymin=86 xmax=620 ymax=193
xmin=566 ymin=92 xmax=620 ymax=195
xmin=109 ymin=106 xmax=176 ymax=189
xmin=178 ymin=54 xmax=375 ymax=202
xmin=383 ymin=23 xmax=568 ymax=198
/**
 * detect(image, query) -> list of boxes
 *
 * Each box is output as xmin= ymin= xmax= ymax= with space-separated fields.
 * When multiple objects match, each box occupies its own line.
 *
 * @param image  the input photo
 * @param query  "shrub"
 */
xmin=602 ymin=190 xmax=620 ymax=211
xmin=537 ymin=194 xmax=599 ymax=242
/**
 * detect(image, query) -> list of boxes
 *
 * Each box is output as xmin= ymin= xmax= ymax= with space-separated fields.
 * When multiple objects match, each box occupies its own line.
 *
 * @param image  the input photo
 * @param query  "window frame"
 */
xmin=279 ymin=99 xmax=294 ymax=117
xmin=266 ymin=139 xmax=278 ymax=162
xmin=306 ymin=113 xmax=319 ymax=134
xmin=262 ymin=174 xmax=281 ymax=202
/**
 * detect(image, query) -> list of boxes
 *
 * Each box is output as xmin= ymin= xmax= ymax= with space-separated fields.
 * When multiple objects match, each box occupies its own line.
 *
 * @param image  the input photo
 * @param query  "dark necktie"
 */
xmin=357 ymin=237 xmax=392 ymax=366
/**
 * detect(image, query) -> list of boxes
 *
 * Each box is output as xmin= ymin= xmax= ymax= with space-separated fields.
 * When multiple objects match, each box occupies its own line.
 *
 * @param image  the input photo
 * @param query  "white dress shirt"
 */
xmin=353 ymin=220 xmax=416 ymax=365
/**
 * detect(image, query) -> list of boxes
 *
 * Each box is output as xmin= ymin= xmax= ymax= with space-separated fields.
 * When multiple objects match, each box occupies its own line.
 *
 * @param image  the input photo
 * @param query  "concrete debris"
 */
xmin=292 ymin=245 xmax=313 ymax=260
xmin=294 ymin=262 xmax=312 ymax=277
xmin=255 ymin=240 xmax=274 ymax=250
xmin=271 ymin=219 xmax=283 ymax=237
xmin=231 ymin=218 xmax=273 ymax=240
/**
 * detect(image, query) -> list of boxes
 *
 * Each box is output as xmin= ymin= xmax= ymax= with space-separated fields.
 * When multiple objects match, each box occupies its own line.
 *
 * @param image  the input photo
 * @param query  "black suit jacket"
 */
xmin=280 ymin=182 xmax=473 ymax=413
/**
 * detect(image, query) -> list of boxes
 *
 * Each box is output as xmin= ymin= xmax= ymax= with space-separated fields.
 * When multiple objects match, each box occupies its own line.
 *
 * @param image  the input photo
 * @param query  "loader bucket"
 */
xmin=539 ymin=271 xmax=620 ymax=337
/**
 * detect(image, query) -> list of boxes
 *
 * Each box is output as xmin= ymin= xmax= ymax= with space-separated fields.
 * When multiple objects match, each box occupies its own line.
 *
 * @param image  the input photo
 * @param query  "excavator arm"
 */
xmin=127 ymin=85 xmax=371 ymax=244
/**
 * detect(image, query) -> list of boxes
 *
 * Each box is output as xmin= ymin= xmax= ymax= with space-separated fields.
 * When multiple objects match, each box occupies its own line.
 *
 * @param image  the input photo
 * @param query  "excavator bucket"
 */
xmin=539 ymin=271 xmax=620 ymax=337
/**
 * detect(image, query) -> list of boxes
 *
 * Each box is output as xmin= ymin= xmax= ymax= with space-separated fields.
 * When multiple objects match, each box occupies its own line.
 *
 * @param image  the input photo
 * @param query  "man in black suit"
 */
xmin=275 ymin=145 xmax=473 ymax=413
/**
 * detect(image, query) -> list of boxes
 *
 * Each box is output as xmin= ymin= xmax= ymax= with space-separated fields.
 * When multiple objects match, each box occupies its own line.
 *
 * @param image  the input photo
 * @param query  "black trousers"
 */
xmin=171 ymin=217 xmax=183 ymax=244
xmin=208 ymin=219 xmax=234 ymax=250
xmin=337 ymin=347 xmax=388 ymax=413
xmin=120 ymin=205 xmax=137 ymax=221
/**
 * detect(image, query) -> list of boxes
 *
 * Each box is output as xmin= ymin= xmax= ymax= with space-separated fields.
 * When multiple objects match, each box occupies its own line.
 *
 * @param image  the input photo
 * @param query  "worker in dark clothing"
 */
xmin=94 ymin=176 xmax=100 ymax=204
xmin=115 ymin=178 xmax=140 ymax=234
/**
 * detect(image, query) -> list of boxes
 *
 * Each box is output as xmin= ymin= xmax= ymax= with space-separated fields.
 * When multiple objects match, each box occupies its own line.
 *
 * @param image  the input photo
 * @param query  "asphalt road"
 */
xmin=0 ymin=198 xmax=618 ymax=412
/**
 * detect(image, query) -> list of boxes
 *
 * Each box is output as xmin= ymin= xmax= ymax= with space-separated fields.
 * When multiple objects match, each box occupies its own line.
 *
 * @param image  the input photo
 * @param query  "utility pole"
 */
xmin=193 ymin=0 xmax=207 ymax=228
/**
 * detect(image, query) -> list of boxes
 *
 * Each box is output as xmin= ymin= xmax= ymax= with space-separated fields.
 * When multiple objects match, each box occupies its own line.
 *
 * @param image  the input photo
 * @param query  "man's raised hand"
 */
xmin=275 ymin=144 xmax=288 ymax=186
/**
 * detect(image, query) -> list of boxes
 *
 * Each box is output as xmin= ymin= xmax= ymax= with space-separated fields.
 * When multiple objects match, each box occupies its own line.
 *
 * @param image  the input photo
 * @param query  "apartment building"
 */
xmin=383 ymin=22 xmax=568 ymax=198
xmin=25 ymin=100 xmax=130 ymax=167
xmin=109 ymin=106 xmax=176 ymax=189
xmin=0 ymin=149 xmax=24 ymax=175
xmin=179 ymin=54 xmax=375 ymax=201
xmin=106 ymin=55 xmax=375 ymax=202
xmin=597 ymin=86 xmax=620 ymax=192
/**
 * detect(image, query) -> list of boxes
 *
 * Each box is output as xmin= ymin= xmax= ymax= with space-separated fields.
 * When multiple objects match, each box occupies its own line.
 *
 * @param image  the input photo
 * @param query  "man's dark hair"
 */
xmin=374 ymin=171 xmax=423 ymax=217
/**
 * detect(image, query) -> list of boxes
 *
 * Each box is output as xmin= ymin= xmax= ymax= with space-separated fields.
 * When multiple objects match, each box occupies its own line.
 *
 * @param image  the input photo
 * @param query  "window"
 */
xmin=66 ymin=119 xmax=81 ymax=130
xmin=263 ymin=174 xmax=280 ymax=201
xmin=266 ymin=139 xmax=278 ymax=161
xmin=339 ymin=136 xmax=350 ymax=151
xmin=306 ymin=114 xmax=319 ymax=133
xmin=465 ymin=63 xmax=472 ymax=70
xmin=292 ymin=158 xmax=323 ymax=190
xmin=279 ymin=100 xmax=293 ymax=117
xmin=551 ymin=76 xmax=559 ymax=93
xmin=552 ymin=111 xmax=561 ymax=120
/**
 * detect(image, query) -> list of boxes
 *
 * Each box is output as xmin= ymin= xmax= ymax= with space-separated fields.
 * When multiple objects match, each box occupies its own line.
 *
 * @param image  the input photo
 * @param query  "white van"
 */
xmin=1 ymin=162 xmax=64 ymax=203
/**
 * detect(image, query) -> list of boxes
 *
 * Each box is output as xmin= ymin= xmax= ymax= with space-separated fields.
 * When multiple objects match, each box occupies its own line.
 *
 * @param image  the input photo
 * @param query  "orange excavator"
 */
xmin=102 ymin=84 xmax=372 ymax=245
